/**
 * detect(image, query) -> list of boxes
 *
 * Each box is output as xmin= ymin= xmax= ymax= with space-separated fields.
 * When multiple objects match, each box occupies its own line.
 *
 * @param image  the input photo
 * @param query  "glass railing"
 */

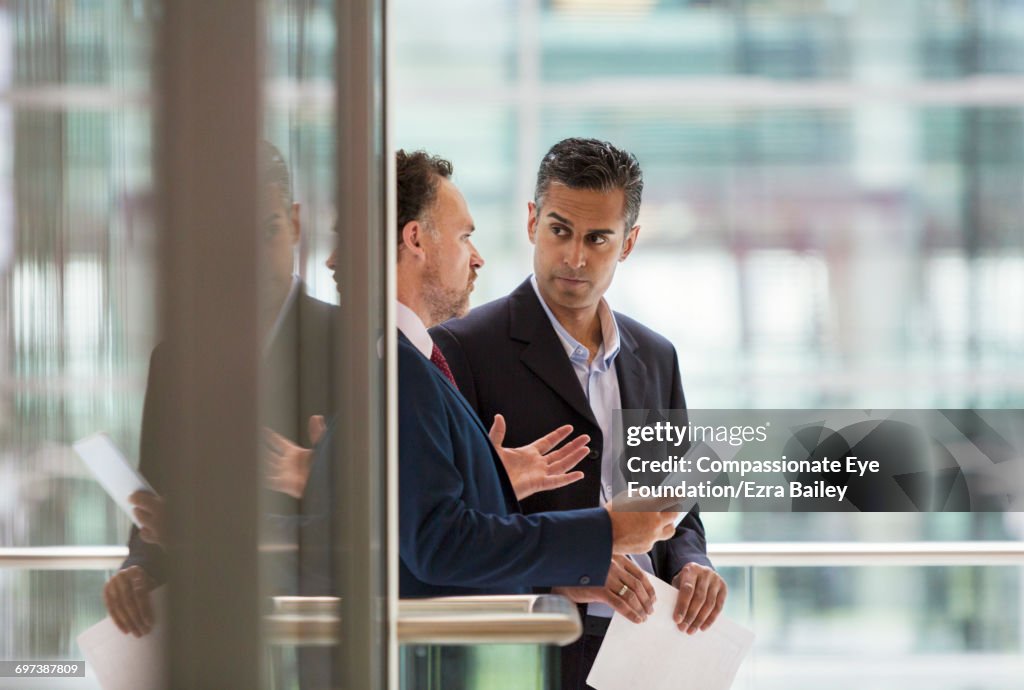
xmin=269 ymin=595 xmax=579 ymax=690
xmin=714 ymin=543 xmax=1024 ymax=690
xmin=3 ymin=543 xmax=1023 ymax=690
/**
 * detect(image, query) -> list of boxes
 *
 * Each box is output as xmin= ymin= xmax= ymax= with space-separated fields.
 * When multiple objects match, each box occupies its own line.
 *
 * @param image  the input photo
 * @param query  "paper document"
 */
xmin=77 ymin=586 xmax=166 ymax=690
xmin=587 ymin=576 xmax=754 ymax=690
xmin=73 ymin=432 xmax=156 ymax=527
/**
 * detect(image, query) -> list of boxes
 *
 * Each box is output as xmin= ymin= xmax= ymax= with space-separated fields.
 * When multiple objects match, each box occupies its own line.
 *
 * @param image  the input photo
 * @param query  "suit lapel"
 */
xmin=615 ymin=323 xmax=673 ymax=485
xmin=399 ymin=331 xmax=518 ymax=506
xmin=509 ymin=280 xmax=600 ymax=429
xmin=614 ymin=322 xmax=648 ymax=411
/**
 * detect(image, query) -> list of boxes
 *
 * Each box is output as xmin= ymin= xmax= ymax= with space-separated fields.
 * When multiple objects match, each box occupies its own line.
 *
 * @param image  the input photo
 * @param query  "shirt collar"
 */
xmin=396 ymin=301 xmax=434 ymax=359
xmin=529 ymin=274 xmax=620 ymax=371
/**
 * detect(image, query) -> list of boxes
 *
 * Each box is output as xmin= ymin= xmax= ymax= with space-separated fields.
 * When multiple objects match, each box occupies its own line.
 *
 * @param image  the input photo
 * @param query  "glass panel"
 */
xmin=392 ymin=0 xmax=1024 ymax=554
xmin=0 ymin=0 xmax=156 ymax=676
xmin=2 ymin=0 xmax=389 ymax=687
xmin=400 ymin=645 xmax=557 ymax=690
xmin=727 ymin=564 xmax=1024 ymax=690
xmin=392 ymin=4 xmax=1024 ymax=686
xmin=262 ymin=1 xmax=341 ymax=688
xmin=263 ymin=0 xmax=389 ymax=688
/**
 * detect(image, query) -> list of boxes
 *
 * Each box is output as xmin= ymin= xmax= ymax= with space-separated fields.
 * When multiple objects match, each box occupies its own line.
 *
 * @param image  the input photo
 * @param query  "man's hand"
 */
xmin=605 ymin=504 xmax=680 ymax=555
xmin=262 ymin=428 xmax=314 ymax=499
xmin=308 ymin=414 xmax=327 ymax=445
xmin=553 ymin=555 xmax=656 ymax=624
xmin=103 ymin=566 xmax=156 ymax=637
xmin=672 ymin=562 xmax=727 ymax=634
xmin=129 ymin=491 xmax=166 ymax=546
xmin=488 ymin=414 xmax=587 ymax=500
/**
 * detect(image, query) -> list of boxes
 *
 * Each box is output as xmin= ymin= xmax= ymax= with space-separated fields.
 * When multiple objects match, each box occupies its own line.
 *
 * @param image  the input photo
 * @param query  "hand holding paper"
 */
xmin=672 ymin=562 xmax=728 ymax=634
xmin=73 ymin=432 xmax=156 ymax=528
xmin=554 ymin=555 xmax=656 ymax=623
xmin=587 ymin=576 xmax=754 ymax=690
xmin=79 ymin=586 xmax=167 ymax=690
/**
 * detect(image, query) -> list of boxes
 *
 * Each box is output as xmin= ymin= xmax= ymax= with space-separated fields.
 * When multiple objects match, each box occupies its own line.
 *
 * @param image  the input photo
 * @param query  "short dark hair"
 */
xmin=396 ymin=149 xmax=453 ymax=244
xmin=260 ymin=140 xmax=292 ymax=210
xmin=534 ymin=137 xmax=644 ymax=228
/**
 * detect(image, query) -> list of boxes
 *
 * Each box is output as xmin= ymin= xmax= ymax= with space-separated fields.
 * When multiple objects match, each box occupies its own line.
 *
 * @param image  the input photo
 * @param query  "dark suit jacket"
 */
xmin=431 ymin=278 xmax=712 ymax=584
xmin=398 ymin=331 xmax=614 ymax=597
xmin=121 ymin=286 xmax=336 ymax=588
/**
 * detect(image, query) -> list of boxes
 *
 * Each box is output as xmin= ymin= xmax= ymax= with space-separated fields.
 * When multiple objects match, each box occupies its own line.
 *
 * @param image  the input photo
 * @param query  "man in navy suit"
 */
xmin=390 ymin=149 xmax=682 ymax=597
xmin=432 ymin=138 xmax=728 ymax=689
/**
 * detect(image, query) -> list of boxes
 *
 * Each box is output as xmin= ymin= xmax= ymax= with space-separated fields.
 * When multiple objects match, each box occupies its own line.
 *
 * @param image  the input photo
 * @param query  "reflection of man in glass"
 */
xmin=102 ymin=141 xmax=334 ymax=636
xmin=432 ymin=138 xmax=728 ymax=690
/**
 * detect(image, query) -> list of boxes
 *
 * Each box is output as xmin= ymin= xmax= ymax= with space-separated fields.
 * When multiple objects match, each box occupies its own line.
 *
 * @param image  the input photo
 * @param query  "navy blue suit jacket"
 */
xmin=398 ymin=331 xmax=614 ymax=597
xmin=431 ymin=278 xmax=712 ymax=583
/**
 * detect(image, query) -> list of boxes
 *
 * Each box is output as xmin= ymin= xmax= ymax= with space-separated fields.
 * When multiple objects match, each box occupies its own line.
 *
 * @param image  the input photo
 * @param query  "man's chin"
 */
xmin=448 ymin=294 xmax=473 ymax=321
xmin=554 ymin=286 xmax=592 ymax=305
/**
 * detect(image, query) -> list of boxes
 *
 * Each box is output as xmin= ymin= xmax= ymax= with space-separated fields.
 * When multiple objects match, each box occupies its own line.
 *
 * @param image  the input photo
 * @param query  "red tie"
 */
xmin=430 ymin=343 xmax=459 ymax=389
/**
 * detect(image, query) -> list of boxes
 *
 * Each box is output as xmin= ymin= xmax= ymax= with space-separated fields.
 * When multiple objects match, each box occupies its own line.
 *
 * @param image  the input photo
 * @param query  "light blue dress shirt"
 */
xmin=529 ymin=276 xmax=654 ymax=617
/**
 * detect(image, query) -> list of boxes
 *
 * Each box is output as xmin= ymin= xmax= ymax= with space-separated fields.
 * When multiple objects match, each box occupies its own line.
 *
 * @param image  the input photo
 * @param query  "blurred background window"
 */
xmin=391 ymin=1 xmax=1024 ymax=685
xmin=2 ymin=1 xmax=1023 ymax=687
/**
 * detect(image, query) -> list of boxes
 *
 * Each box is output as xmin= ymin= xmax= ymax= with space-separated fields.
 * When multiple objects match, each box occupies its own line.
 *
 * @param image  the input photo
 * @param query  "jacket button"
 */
xmin=579 ymin=575 xmax=591 ymax=585
xmin=588 ymin=449 xmax=600 ymax=460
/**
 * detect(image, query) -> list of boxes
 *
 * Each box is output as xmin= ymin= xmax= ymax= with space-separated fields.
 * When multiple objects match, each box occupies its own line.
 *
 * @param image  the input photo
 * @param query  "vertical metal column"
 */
xmin=336 ymin=0 xmax=393 ymax=688
xmin=158 ymin=2 xmax=262 ymax=688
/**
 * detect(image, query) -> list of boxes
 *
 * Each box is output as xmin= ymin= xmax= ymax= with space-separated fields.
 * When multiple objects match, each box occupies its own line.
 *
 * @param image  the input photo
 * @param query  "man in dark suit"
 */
xmin=432 ymin=138 xmax=728 ymax=689
xmin=102 ymin=141 xmax=334 ymax=636
xmin=391 ymin=149 xmax=682 ymax=597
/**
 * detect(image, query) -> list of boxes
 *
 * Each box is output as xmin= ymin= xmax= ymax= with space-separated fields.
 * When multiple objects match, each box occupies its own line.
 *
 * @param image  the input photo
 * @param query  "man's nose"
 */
xmin=564 ymin=238 xmax=585 ymax=268
xmin=325 ymin=248 xmax=337 ymax=270
xmin=470 ymin=243 xmax=485 ymax=270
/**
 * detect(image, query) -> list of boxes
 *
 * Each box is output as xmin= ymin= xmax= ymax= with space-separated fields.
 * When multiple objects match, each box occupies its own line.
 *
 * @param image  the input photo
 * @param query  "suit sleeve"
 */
xmin=399 ymin=345 xmax=612 ymax=590
xmin=655 ymin=346 xmax=713 ymax=577
xmin=120 ymin=345 xmax=169 ymax=583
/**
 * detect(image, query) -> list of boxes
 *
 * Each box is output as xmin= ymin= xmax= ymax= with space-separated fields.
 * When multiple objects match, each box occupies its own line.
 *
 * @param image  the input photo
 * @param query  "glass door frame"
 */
xmin=157 ymin=1 xmax=393 ymax=687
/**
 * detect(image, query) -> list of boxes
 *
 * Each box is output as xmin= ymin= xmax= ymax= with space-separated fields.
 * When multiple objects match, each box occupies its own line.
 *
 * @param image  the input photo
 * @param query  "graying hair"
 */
xmin=534 ymin=137 xmax=644 ymax=229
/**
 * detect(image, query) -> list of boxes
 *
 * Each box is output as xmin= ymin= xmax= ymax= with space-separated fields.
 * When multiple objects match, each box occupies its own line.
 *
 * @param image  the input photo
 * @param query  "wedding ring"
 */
xmin=617 ymin=583 xmax=630 ymax=597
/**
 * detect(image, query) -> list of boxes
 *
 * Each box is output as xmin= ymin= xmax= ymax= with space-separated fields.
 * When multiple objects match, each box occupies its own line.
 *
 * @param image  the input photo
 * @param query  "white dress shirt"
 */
xmin=396 ymin=301 xmax=434 ymax=359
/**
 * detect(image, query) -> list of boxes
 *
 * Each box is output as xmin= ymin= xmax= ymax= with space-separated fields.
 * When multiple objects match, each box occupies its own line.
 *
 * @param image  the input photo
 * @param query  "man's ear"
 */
xmin=401 ymin=220 xmax=427 ymax=259
xmin=620 ymin=225 xmax=640 ymax=262
xmin=527 ymin=201 xmax=538 ymax=245
xmin=289 ymin=202 xmax=301 ymax=244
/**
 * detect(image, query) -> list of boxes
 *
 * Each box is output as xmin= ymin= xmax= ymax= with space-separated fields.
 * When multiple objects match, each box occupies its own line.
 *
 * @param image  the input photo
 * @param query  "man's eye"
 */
xmin=588 ymin=234 xmax=607 ymax=245
xmin=551 ymin=225 xmax=567 ymax=235
xmin=264 ymin=224 xmax=280 ymax=241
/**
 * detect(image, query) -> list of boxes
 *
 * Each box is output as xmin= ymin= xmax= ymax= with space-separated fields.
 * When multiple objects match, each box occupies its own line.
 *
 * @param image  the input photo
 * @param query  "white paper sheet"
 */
xmin=73 ymin=432 xmax=156 ymax=528
xmin=587 ymin=576 xmax=754 ymax=690
xmin=76 ymin=587 xmax=166 ymax=690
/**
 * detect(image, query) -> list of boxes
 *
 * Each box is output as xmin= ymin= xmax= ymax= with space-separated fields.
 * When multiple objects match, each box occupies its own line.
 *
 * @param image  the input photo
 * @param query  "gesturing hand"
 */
xmin=308 ymin=414 xmax=327 ymax=445
xmin=262 ymin=427 xmax=314 ymax=499
xmin=488 ymin=414 xmax=588 ymax=501
xmin=553 ymin=555 xmax=657 ymax=624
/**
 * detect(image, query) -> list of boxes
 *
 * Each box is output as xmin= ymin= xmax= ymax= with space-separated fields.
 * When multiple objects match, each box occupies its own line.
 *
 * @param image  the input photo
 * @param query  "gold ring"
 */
xmin=617 ymin=583 xmax=630 ymax=597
